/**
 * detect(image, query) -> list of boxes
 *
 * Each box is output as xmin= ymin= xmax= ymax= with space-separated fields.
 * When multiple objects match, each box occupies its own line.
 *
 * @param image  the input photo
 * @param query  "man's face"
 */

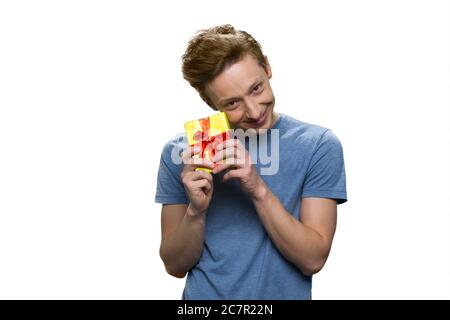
xmin=205 ymin=54 xmax=276 ymax=132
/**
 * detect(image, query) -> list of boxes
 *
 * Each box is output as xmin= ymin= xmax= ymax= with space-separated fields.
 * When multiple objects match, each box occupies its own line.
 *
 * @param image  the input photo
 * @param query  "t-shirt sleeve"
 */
xmin=301 ymin=129 xmax=347 ymax=205
xmin=154 ymin=141 xmax=189 ymax=205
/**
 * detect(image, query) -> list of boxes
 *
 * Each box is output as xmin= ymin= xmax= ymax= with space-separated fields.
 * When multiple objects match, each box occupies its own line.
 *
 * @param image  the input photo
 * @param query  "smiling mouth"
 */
xmin=246 ymin=109 xmax=268 ymax=127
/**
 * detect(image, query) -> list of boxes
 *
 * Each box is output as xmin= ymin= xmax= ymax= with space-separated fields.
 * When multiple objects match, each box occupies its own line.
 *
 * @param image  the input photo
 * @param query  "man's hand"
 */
xmin=181 ymin=146 xmax=215 ymax=215
xmin=211 ymin=138 xmax=265 ymax=199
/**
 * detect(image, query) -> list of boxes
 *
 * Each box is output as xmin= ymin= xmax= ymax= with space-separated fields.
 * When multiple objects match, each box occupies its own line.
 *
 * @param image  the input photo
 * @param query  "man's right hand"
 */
xmin=181 ymin=146 xmax=215 ymax=216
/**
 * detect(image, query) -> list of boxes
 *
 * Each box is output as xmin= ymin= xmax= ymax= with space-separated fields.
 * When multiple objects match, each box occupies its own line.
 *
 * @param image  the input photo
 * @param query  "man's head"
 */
xmin=182 ymin=24 xmax=277 ymax=131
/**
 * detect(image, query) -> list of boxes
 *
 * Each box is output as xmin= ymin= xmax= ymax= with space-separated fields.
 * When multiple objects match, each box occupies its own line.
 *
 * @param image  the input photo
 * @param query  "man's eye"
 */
xmin=253 ymin=84 xmax=262 ymax=93
xmin=227 ymin=100 xmax=238 ymax=107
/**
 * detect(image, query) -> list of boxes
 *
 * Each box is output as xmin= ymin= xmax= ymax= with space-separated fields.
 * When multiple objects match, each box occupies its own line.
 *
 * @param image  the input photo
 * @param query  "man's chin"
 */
xmin=239 ymin=111 xmax=276 ymax=133
xmin=232 ymin=126 xmax=270 ymax=137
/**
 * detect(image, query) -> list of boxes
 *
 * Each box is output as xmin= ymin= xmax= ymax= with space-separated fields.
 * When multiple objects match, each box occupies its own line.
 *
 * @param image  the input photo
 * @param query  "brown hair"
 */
xmin=181 ymin=24 xmax=267 ymax=110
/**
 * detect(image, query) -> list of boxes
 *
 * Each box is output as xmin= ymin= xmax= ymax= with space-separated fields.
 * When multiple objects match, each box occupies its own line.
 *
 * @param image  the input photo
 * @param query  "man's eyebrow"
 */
xmin=218 ymin=79 xmax=263 ymax=105
xmin=218 ymin=96 xmax=237 ymax=105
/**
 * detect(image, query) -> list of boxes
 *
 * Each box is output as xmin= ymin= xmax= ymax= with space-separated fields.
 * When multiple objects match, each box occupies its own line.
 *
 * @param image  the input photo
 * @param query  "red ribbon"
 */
xmin=192 ymin=117 xmax=230 ymax=161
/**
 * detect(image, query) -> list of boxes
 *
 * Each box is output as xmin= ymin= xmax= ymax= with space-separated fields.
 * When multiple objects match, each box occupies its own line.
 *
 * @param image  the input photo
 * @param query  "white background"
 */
xmin=0 ymin=0 xmax=449 ymax=299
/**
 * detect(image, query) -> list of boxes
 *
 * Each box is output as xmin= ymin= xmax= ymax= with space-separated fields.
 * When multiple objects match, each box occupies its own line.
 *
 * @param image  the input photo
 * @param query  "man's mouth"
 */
xmin=245 ymin=109 xmax=268 ymax=128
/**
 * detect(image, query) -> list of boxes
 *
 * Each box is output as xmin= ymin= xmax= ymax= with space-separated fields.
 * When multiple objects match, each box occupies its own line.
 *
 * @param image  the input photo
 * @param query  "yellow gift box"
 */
xmin=184 ymin=112 xmax=231 ymax=173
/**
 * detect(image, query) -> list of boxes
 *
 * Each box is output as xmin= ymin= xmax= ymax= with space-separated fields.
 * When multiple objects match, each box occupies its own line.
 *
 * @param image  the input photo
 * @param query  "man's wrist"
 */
xmin=251 ymin=177 xmax=269 ymax=202
xmin=186 ymin=204 xmax=207 ymax=219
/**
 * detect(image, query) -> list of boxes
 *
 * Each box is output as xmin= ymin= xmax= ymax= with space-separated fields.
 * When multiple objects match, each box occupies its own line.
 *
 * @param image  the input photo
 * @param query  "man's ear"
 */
xmin=264 ymin=55 xmax=272 ymax=79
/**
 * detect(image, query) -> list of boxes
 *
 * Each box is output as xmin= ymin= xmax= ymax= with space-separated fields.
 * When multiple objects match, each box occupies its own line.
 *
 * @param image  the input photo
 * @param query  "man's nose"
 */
xmin=244 ymin=98 xmax=260 ymax=120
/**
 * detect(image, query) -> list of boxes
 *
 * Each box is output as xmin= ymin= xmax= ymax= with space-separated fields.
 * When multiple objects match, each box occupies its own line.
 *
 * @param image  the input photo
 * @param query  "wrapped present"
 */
xmin=184 ymin=112 xmax=232 ymax=173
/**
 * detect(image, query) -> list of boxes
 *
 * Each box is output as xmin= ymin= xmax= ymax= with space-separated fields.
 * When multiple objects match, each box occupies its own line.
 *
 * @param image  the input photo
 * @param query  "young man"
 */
xmin=155 ymin=24 xmax=347 ymax=299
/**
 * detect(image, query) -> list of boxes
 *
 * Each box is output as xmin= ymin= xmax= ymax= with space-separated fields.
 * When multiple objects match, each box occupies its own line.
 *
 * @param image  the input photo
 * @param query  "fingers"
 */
xmin=182 ymin=139 xmax=250 ymax=177
xmin=193 ymin=170 xmax=213 ymax=183
xmin=223 ymin=168 xmax=242 ymax=182
xmin=191 ymin=179 xmax=212 ymax=192
xmin=211 ymin=139 xmax=248 ymax=170
xmin=216 ymin=138 xmax=245 ymax=152
xmin=181 ymin=145 xmax=215 ymax=170
xmin=212 ymin=162 xmax=236 ymax=175
xmin=182 ymin=169 xmax=213 ymax=184
xmin=211 ymin=147 xmax=243 ymax=162
xmin=180 ymin=145 xmax=200 ymax=163
xmin=182 ymin=173 xmax=213 ymax=194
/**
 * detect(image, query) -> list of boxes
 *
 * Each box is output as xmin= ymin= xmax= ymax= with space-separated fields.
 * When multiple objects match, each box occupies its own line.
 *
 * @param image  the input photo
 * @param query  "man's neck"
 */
xmin=270 ymin=112 xmax=280 ymax=128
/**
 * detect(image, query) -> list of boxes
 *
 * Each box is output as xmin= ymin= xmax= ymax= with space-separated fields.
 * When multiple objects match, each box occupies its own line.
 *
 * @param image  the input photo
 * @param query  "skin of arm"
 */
xmin=252 ymin=185 xmax=337 ymax=276
xmin=159 ymin=204 xmax=206 ymax=278
xmin=212 ymin=139 xmax=337 ymax=276
xmin=159 ymin=146 xmax=215 ymax=278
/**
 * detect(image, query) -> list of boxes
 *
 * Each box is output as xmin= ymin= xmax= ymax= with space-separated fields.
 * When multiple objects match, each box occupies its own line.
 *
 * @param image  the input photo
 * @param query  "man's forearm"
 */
xmin=251 ymin=179 xmax=330 ymax=276
xmin=159 ymin=205 xmax=206 ymax=277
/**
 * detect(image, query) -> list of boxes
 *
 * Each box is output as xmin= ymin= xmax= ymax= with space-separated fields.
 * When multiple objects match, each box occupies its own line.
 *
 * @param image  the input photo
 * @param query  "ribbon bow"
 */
xmin=193 ymin=117 xmax=230 ymax=161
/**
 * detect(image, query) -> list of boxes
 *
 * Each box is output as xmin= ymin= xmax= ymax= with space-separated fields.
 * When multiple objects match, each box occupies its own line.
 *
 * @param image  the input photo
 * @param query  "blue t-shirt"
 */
xmin=155 ymin=113 xmax=347 ymax=299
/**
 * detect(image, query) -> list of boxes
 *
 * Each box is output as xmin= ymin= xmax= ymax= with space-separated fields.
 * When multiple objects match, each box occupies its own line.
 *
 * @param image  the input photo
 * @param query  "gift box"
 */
xmin=184 ymin=112 xmax=232 ymax=173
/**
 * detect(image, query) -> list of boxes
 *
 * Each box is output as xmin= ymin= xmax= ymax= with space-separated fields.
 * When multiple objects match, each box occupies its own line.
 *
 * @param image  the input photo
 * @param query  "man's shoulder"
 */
xmin=280 ymin=113 xmax=333 ymax=145
xmin=159 ymin=132 xmax=187 ymax=164
xmin=160 ymin=132 xmax=186 ymax=151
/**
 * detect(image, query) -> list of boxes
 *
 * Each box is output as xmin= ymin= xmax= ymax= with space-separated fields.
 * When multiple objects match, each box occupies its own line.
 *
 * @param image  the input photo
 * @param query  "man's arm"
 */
xmin=159 ymin=204 xmax=206 ymax=278
xmin=211 ymin=139 xmax=338 ymax=275
xmin=159 ymin=146 xmax=215 ymax=278
xmin=252 ymin=184 xmax=337 ymax=276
